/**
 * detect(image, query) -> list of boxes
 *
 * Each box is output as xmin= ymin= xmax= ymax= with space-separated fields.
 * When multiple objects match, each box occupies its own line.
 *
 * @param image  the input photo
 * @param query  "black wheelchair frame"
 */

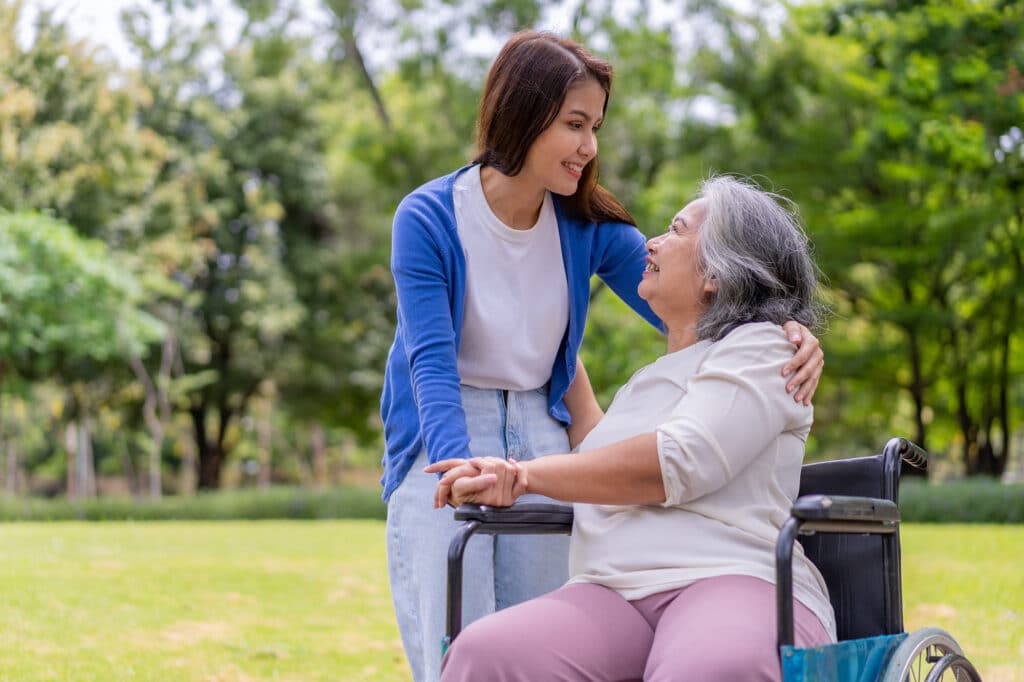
xmin=443 ymin=437 xmax=983 ymax=681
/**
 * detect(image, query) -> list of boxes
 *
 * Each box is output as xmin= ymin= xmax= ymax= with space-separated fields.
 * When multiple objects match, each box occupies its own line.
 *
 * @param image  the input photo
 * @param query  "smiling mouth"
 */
xmin=645 ymin=262 xmax=660 ymax=272
xmin=562 ymin=162 xmax=583 ymax=177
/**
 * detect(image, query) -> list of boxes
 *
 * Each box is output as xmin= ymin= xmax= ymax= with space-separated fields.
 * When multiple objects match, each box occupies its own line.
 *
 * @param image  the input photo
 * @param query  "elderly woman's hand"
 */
xmin=781 ymin=321 xmax=824 ymax=406
xmin=424 ymin=457 xmax=524 ymax=509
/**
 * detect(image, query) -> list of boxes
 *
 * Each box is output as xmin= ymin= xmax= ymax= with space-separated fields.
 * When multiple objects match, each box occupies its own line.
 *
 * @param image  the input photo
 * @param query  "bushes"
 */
xmin=0 ymin=479 xmax=1020 ymax=523
xmin=0 ymin=485 xmax=386 ymax=522
xmin=899 ymin=479 xmax=1024 ymax=523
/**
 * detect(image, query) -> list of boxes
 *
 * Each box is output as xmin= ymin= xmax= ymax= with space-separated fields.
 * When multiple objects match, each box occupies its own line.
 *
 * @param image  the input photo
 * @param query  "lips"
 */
xmin=562 ymin=162 xmax=583 ymax=179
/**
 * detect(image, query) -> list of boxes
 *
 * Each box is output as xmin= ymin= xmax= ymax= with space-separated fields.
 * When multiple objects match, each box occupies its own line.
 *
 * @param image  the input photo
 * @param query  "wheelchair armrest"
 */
xmin=454 ymin=502 xmax=574 ymax=527
xmin=446 ymin=502 xmax=574 ymax=646
xmin=791 ymin=494 xmax=899 ymax=533
xmin=777 ymin=494 xmax=901 ymax=648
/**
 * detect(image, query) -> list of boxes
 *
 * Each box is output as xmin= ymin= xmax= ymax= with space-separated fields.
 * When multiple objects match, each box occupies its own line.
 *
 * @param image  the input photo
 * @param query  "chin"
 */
xmin=548 ymin=175 xmax=581 ymax=196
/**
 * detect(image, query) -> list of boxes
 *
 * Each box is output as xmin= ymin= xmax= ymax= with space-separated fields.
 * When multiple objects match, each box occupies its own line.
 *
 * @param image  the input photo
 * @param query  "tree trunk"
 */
xmin=148 ymin=421 xmax=164 ymax=498
xmin=65 ymin=422 xmax=77 ymax=498
xmin=257 ymin=400 xmax=272 ymax=489
xmin=178 ymin=418 xmax=198 ymax=496
xmin=192 ymin=405 xmax=224 ymax=490
xmin=6 ymin=443 xmax=17 ymax=496
xmin=900 ymin=282 xmax=928 ymax=478
xmin=311 ymin=422 xmax=327 ymax=488
xmin=198 ymin=442 xmax=225 ymax=490
xmin=0 ymin=388 xmax=7 ymax=495
xmin=79 ymin=421 xmax=95 ymax=498
xmin=956 ymin=378 xmax=978 ymax=475
xmin=341 ymin=30 xmax=391 ymax=130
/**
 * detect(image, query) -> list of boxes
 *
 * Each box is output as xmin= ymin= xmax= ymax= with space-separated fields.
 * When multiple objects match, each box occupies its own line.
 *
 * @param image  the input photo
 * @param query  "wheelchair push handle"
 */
xmin=893 ymin=437 xmax=927 ymax=470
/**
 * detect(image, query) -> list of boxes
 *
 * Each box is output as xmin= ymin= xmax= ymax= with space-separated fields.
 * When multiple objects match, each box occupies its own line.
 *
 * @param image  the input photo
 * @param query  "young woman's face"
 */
xmin=520 ymin=77 xmax=606 ymax=196
xmin=639 ymin=198 xmax=716 ymax=321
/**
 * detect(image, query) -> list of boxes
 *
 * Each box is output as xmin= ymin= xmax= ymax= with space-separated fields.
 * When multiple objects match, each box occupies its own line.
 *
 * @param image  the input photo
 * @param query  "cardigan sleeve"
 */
xmin=655 ymin=324 xmax=812 ymax=506
xmin=390 ymin=192 xmax=473 ymax=464
xmin=593 ymin=223 xmax=665 ymax=332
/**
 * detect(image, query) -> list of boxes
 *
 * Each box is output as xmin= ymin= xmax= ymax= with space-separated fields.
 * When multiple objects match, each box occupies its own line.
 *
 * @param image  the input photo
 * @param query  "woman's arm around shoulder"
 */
xmin=563 ymin=356 xmax=604 ymax=449
xmin=590 ymin=222 xmax=665 ymax=332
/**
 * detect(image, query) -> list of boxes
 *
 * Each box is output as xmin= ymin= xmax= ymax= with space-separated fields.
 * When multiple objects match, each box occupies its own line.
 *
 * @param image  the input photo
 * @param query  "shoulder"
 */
xmin=392 ymin=168 xmax=476 ymax=251
xmin=704 ymin=322 xmax=794 ymax=366
xmin=720 ymin=321 xmax=790 ymax=346
xmin=395 ymin=166 xmax=472 ymax=225
xmin=558 ymin=208 xmax=646 ymax=256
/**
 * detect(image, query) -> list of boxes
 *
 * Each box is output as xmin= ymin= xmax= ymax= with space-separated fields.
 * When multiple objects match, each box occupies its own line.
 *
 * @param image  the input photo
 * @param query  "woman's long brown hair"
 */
xmin=472 ymin=31 xmax=635 ymax=226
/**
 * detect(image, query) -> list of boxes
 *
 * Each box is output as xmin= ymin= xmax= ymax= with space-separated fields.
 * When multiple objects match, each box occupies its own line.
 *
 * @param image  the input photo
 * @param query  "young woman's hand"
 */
xmin=424 ymin=457 xmax=524 ymax=508
xmin=781 ymin=321 xmax=824 ymax=406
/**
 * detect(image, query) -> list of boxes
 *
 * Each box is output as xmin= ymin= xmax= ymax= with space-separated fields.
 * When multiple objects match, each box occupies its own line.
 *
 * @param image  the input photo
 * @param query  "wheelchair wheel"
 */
xmin=880 ymin=627 xmax=982 ymax=682
xmin=923 ymin=654 xmax=982 ymax=682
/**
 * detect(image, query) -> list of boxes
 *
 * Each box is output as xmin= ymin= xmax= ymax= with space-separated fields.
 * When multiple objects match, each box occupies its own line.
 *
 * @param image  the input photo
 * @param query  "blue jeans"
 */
xmin=386 ymin=385 xmax=571 ymax=682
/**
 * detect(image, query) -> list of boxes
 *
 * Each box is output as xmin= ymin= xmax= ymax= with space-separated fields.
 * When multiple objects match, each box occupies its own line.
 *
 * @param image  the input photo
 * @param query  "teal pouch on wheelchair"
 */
xmin=781 ymin=633 xmax=907 ymax=682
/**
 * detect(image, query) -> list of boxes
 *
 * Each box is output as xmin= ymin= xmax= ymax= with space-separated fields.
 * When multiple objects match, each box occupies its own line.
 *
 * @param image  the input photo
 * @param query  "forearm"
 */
xmin=563 ymin=357 xmax=604 ymax=449
xmin=522 ymin=433 xmax=666 ymax=505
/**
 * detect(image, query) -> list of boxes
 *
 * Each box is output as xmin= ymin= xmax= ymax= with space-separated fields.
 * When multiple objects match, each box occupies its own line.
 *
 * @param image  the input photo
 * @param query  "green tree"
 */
xmin=682 ymin=0 xmax=1024 ymax=473
xmin=122 ymin=2 xmax=313 ymax=487
xmin=0 ymin=212 xmax=163 ymax=495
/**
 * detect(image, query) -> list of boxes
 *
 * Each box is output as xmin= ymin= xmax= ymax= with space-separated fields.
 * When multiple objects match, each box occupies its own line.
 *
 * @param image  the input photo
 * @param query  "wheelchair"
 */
xmin=444 ymin=437 xmax=983 ymax=681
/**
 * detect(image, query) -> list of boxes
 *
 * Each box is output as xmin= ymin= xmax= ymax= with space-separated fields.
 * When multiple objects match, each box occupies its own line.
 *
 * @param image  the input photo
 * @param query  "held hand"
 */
xmin=450 ymin=457 xmax=521 ymax=507
xmin=781 ymin=321 xmax=824 ymax=406
xmin=424 ymin=457 xmax=523 ymax=509
xmin=424 ymin=458 xmax=485 ymax=509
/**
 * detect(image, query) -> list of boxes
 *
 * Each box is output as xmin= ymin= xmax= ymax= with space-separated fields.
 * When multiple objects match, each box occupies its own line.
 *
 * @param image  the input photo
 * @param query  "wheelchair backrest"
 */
xmin=797 ymin=447 xmax=904 ymax=641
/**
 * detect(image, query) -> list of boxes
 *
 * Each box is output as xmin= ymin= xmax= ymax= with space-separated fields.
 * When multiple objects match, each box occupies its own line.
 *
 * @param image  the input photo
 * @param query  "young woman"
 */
xmin=430 ymin=175 xmax=835 ymax=682
xmin=380 ymin=32 xmax=824 ymax=682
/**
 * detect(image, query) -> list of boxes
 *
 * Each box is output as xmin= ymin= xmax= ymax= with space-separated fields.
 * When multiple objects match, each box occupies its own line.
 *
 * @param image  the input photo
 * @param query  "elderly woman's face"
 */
xmin=638 ymin=198 xmax=715 ymax=320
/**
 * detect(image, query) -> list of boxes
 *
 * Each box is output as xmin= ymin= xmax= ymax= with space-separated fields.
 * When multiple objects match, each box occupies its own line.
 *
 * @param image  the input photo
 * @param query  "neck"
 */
xmin=665 ymin=322 xmax=700 ymax=354
xmin=479 ymin=165 xmax=546 ymax=230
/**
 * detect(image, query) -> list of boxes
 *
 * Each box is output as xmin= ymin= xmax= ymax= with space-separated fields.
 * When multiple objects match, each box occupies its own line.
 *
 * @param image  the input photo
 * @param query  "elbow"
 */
xmin=650 ymin=480 xmax=667 ymax=505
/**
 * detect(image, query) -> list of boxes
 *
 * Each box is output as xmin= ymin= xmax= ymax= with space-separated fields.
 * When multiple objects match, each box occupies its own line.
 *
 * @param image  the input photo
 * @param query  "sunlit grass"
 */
xmin=0 ymin=521 xmax=407 ymax=681
xmin=0 ymin=521 xmax=1018 ymax=681
xmin=901 ymin=524 xmax=1024 ymax=682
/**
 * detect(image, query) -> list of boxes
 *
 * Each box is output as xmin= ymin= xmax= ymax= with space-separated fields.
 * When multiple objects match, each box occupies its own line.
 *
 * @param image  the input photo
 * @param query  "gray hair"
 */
xmin=694 ymin=175 xmax=822 ymax=341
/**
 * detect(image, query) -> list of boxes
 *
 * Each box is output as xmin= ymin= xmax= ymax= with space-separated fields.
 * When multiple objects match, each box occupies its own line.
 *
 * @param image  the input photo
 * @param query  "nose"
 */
xmin=647 ymin=234 xmax=665 ymax=252
xmin=579 ymin=130 xmax=597 ymax=160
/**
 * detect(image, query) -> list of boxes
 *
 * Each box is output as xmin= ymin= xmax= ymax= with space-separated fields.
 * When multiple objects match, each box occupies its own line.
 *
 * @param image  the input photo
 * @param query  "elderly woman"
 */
xmin=425 ymin=175 xmax=835 ymax=682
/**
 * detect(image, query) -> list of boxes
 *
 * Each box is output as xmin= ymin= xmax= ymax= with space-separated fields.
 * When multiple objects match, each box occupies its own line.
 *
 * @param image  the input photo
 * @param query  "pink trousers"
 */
xmin=440 ymin=574 xmax=831 ymax=682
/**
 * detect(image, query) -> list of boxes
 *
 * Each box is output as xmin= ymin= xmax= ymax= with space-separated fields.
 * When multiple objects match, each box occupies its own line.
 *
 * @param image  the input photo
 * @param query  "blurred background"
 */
xmin=2 ymin=0 xmax=1022 ymax=508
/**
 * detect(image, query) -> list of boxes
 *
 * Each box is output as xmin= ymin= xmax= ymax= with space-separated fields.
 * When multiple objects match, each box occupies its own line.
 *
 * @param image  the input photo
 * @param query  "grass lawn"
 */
xmin=0 ymin=521 xmax=407 ymax=681
xmin=0 ymin=521 xmax=1020 ymax=681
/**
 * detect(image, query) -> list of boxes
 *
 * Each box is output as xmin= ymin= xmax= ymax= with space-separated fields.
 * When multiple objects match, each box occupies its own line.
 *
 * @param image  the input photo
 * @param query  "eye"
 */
xmin=569 ymin=121 xmax=584 ymax=130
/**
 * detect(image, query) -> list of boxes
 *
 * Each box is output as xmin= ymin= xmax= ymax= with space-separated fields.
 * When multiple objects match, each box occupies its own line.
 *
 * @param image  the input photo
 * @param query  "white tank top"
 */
xmin=453 ymin=166 xmax=569 ymax=390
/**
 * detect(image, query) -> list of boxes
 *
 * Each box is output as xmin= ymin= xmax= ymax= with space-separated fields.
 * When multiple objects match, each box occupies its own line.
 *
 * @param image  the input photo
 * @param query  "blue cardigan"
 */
xmin=380 ymin=166 xmax=663 ymax=501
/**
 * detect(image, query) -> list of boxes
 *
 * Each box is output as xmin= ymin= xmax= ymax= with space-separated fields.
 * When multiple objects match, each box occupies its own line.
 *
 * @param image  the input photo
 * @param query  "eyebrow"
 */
xmin=568 ymin=109 xmax=602 ymax=124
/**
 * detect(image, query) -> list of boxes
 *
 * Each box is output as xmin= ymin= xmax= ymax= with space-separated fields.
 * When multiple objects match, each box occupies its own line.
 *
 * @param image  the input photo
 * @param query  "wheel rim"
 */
xmin=923 ymin=654 xmax=982 ymax=682
xmin=896 ymin=632 xmax=963 ymax=682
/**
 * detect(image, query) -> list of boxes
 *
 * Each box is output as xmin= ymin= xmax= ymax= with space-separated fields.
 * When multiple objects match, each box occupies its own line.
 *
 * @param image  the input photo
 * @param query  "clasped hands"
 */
xmin=423 ymin=457 xmax=528 ymax=509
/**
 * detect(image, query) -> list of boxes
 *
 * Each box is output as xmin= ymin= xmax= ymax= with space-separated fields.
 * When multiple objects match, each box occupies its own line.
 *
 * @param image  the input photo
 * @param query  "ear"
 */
xmin=703 ymin=276 xmax=718 ymax=295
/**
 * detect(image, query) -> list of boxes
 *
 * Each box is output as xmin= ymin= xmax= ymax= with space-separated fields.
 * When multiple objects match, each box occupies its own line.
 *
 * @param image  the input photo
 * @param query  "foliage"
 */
xmin=0 ymin=0 xmax=1022 ymax=491
xmin=2 ymin=475 xmax=1020 ymax=525
xmin=677 ymin=0 xmax=1024 ymax=470
xmin=0 ymin=484 xmax=384 ymax=521
xmin=899 ymin=479 xmax=1024 ymax=523
xmin=0 ymin=212 xmax=163 ymax=377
